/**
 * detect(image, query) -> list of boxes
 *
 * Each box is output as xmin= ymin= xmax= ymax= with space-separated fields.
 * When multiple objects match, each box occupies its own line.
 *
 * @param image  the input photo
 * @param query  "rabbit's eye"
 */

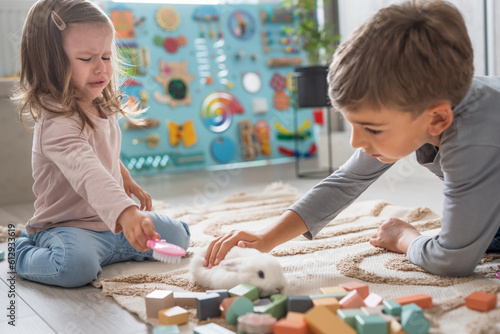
xmin=258 ymin=270 xmax=265 ymax=279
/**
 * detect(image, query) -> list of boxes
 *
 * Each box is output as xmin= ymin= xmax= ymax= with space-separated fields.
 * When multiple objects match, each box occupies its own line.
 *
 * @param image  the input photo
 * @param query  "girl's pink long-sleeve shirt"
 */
xmin=26 ymin=101 xmax=137 ymax=236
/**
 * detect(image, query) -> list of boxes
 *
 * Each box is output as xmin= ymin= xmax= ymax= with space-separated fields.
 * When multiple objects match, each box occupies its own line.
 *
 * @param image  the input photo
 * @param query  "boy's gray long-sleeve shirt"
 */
xmin=289 ymin=76 xmax=500 ymax=277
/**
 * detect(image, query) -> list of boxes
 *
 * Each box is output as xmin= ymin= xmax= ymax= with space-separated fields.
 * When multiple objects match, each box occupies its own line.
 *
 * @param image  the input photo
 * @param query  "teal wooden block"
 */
xmin=355 ymin=314 xmax=388 ymax=334
xmin=152 ymin=325 xmax=180 ymax=334
xmin=310 ymin=291 xmax=350 ymax=300
xmin=383 ymin=299 xmax=402 ymax=316
xmin=226 ymin=297 xmax=254 ymax=325
xmin=194 ymin=323 xmax=236 ymax=334
xmin=337 ymin=308 xmax=365 ymax=328
xmin=229 ymin=283 xmax=259 ymax=301
xmin=401 ymin=303 xmax=430 ymax=334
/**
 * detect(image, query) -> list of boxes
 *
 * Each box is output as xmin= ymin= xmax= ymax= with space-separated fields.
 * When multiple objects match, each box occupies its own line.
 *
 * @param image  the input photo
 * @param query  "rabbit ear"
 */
xmin=220 ymin=258 xmax=244 ymax=272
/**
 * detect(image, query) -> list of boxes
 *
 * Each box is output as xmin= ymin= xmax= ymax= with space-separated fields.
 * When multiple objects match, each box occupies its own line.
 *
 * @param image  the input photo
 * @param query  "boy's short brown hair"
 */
xmin=328 ymin=0 xmax=474 ymax=116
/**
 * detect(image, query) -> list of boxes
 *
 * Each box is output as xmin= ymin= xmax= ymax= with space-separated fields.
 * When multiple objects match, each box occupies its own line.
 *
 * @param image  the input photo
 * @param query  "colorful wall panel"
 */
xmin=106 ymin=2 xmax=316 ymax=175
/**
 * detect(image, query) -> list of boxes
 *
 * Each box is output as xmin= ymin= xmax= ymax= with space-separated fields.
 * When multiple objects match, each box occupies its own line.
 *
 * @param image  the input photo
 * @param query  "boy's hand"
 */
xmin=370 ymin=218 xmax=421 ymax=254
xmin=117 ymin=206 xmax=160 ymax=252
xmin=204 ymin=230 xmax=271 ymax=268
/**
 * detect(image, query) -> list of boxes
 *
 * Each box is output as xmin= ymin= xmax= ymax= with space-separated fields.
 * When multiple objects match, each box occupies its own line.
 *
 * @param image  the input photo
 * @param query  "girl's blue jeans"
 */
xmin=14 ymin=212 xmax=190 ymax=288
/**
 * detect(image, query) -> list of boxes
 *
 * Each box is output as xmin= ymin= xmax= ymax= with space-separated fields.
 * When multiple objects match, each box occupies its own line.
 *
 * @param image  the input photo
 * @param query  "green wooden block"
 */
xmin=194 ymin=323 xmax=236 ymax=334
xmin=152 ymin=325 xmax=180 ymax=334
xmin=269 ymin=294 xmax=287 ymax=319
xmin=229 ymin=284 xmax=259 ymax=301
xmin=337 ymin=308 xmax=365 ymax=328
xmin=355 ymin=314 xmax=388 ymax=334
xmin=226 ymin=297 xmax=254 ymax=325
xmin=310 ymin=291 xmax=350 ymax=300
xmin=383 ymin=299 xmax=402 ymax=316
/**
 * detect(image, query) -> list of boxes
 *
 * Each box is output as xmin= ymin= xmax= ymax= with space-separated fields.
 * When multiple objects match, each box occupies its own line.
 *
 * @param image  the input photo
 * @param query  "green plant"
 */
xmin=282 ymin=0 xmax=340 ymax=66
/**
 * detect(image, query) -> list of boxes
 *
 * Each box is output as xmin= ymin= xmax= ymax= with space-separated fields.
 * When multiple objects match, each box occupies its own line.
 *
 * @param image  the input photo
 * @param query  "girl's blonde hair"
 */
xmin=12 ymin=0 xmax=137 ymax=130
xmin=328 ymin=0 xmax=474 ymax=117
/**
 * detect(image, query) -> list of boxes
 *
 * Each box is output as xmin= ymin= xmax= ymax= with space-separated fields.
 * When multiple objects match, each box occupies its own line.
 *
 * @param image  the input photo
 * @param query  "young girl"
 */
xmin=11 ymin=0 xmax=190 ymax=288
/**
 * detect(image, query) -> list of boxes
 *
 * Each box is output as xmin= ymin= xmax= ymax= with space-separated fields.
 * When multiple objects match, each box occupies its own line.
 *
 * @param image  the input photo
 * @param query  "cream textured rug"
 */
xmin=93 ymin=183 xmax=500 ymax=334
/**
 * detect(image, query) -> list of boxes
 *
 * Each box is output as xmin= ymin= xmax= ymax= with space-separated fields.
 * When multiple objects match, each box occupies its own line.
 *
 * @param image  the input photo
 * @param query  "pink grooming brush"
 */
xmin=147 ymin=239 xmax=186 ymax=264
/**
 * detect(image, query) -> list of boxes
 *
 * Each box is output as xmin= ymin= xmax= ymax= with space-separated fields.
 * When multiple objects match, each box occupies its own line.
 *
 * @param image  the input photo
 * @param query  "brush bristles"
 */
xmin=153 ymin=251 xmax=182 ymax=264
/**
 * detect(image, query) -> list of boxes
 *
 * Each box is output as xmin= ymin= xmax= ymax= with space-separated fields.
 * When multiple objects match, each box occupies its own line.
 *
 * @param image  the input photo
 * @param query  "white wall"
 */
xmin=338 ymin=0 xmax=496 ymax=76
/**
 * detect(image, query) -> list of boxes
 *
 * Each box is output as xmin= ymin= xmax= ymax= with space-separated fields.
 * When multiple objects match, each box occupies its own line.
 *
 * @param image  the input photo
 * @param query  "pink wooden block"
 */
xmin=364 ymin=293 xmax=384 ymax=308
xmin=339 ymin=282 xmax=370 ymax=299
xmin=339 ymin=290 xmax=365 ymax=309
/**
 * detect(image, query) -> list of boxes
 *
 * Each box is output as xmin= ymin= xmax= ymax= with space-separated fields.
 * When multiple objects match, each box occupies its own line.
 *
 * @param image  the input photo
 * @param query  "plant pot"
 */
xmin=294 ymin=66 xmax=330 ymax=108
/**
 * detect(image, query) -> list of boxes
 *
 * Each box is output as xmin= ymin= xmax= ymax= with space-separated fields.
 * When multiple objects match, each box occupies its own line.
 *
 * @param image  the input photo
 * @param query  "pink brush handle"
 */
xmin=147 ymin=239 xmax=186 ymax=257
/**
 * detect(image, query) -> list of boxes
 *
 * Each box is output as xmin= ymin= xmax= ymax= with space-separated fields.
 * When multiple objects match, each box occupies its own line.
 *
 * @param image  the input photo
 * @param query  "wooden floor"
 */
xmin=0 ymin=158 xmax=444 ymax=333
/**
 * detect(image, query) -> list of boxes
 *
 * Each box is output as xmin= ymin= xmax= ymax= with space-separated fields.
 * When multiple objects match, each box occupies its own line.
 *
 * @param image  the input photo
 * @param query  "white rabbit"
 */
xmin=190 ymin=246 xmax=288 ymax=297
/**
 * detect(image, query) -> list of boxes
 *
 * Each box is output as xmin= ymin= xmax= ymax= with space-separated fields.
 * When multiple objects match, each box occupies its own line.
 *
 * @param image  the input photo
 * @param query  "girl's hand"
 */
xmin=204 ymin=230 xmax=271 ymax=269
xmin=370 ymin=218 xmax=421 ymax=254
xmin=117 ymin=206 xmax=160 ymax=252
xmin=120 ymin=161 xmax=152 ymax=211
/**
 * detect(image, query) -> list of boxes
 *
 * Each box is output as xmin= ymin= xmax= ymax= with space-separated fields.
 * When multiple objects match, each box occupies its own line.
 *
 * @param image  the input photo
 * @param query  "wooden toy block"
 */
xmin=207 ymin=289 xmax=229 ymax=302
xmin=336 ymin=308 xmax=365 ymax=328
xmin=274 ymin=319 xmax=308 ymax=334
xmin=173 ymin=291 xmax=207 ymax=308
xmin=361 ymin=305 xmax=384 ymax=315
xmin=286 ymin=311 xmax=307 ymax=323
xmin=383 ymin=300 xmax=402 ymax=316
xmin=389 ymin=320 xmax=407 ymax=334
xmin=237 ymin=313 xmax=276 ymax=334
xmin=312 ymin=297 xmax=339 ymax=313
xmin=394 ymin=294 xmax=433 ymax=309
xmin=158 ymin=306 xmax=189 ymax=326
xmin=225 ymin=297 xmax=254 ymax=325
xmin=320 ymin=286 xmax=347 ymax=295
xmin=152 ymin=325 xmax=180 ymax=334
xmin=288 ymin=295 xmax=314 ymax=313
xmin=339 ymin=282 xmax=369 ymax=299
xmin=254 ymin=294 xmax=288 ymax=319
xmin=146 ymin=290 xmax=175 ymax=318
xmin=254 ymin=298 xmax=272 ymax=307
xmin=401 ymin=303 xmax=430 ymax=334
xmin=465 ymin=291 xmax=498 ymax=312
xmin=339 ymin=290 xmax=365 ymax=309
xmin=305 ymin=305 xmax=356 ymax=334
xmin=364 ymin=293 xmax=384 ymax=308
xmin=310 ymin=292 xmax=350 ymax=300
xmin=355 ymin=314 xmax=388 ymax=334
xmin=193 ymin=323 xmax=236 ymax=334
xmin=229 ymin=283 xmax=259 ymax=301
xmin=196 ymin=293 xmax=221 ymax=321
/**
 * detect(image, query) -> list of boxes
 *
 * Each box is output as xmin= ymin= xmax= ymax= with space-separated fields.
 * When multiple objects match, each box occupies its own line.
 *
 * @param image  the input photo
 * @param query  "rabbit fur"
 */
xmin=190 ymin=246 xmax=288 ymax=297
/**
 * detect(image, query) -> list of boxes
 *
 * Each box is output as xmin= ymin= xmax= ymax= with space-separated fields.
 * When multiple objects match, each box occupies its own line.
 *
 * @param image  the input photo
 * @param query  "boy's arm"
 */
xmin=407 ymin=145 xmax=500 ymax=277
xmin=205 ymin=210 xmax=308 ymax=268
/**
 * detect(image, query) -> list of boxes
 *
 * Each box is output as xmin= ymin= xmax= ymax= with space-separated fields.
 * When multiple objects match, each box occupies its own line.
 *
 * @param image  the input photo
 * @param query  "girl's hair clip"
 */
xmin=51 ymin=11 xmax=66 ymax=31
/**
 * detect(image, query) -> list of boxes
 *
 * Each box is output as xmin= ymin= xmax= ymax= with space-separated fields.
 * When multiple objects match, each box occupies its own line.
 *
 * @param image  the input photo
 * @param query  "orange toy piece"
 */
xmin=465 ymin=291 xmax=497 ymax=312
xmin=273 ymin=319 xmax=308 ymax=334
xmin=286 ymin=311 xmax=307 ymax=323
xmin=304 ymin=306 xmax=356 ymax=334
xmin=339 ymin=282 xmax=369 ymax=299
xmin=394 ymin=294 xmax=433 ymax=309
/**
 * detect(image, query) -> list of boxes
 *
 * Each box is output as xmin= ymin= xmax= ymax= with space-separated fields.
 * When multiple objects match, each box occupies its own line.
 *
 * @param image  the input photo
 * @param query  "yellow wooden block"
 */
xmin=286 ymin=311 xmax=307 ymax=324
xmin=312 ymin=297 xmax=339 ymax=313
xmin=320 ymin=286 xmax=347 ymax=295
xmin=305 ymin=306 xmax=356 ymax=334
xmin=158 ymin=306 xmax=189 ymax=325
xmin=389 ymin=319 xmax=407 ymax=334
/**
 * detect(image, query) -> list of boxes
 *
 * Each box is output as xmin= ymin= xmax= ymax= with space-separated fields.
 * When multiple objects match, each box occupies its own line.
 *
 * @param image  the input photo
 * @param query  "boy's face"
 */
xmin=62 ymin=22 xmax=114 ymax=106
xmin=341 ymin=107 xmax=435 ymax=163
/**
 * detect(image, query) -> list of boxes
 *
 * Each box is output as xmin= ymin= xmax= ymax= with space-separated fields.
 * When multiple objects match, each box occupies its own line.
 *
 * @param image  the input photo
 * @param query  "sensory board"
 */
xmin=104 ymin=2 xmax=318 ymax=175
